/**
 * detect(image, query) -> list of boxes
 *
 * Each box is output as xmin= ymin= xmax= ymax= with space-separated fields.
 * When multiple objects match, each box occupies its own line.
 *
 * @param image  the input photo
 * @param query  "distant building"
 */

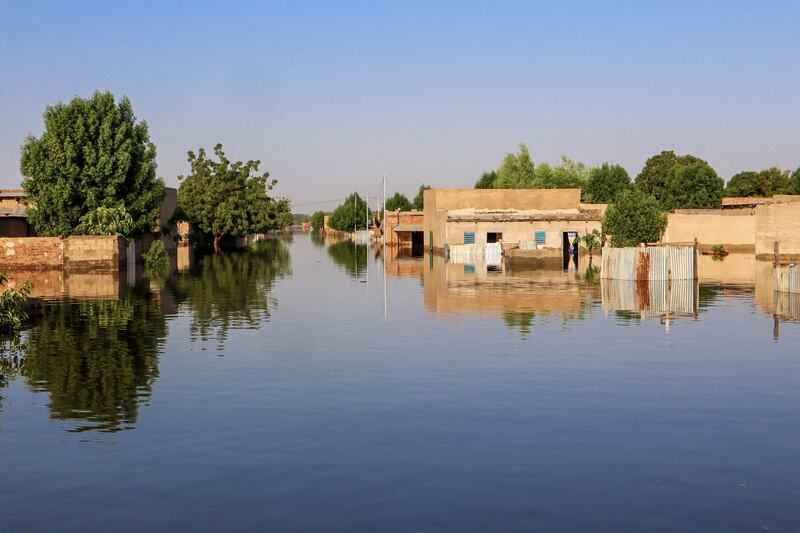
xmin=0 ymin=189 xmax=32 ymax=237
xmin=385 ymin=210 xmax=424 ymax=253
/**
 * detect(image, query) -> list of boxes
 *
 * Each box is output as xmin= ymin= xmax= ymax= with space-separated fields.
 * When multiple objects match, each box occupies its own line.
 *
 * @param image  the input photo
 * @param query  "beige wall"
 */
xmin=665 ymin=211 xmax=757 ymax=250
xmin=755 ymin=202 xmax=800 ymax=260
xmin=63 ymin=236 xmax=126 ymax=270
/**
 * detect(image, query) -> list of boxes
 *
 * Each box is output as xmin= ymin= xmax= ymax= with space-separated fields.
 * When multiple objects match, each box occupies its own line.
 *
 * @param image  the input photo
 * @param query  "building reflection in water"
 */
xmin=421 ymin=252 xmax=600 ymax=337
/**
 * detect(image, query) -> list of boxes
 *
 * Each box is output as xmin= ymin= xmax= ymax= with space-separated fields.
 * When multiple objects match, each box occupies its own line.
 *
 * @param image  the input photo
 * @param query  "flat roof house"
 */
xmin=0 ymin=189 xmax=32 ymax=237
xmin=422 ymin=188 xmax=605 ymax=266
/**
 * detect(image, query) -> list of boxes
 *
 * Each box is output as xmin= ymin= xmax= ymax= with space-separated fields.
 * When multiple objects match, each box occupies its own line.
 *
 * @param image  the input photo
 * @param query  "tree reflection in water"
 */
xmin=21 ymin=292 xmax=167 ymax=432
xmin=175 ymin=238 xmax=292 ymax=345
xmin=327 ymin=241 xmax=367 ymax=278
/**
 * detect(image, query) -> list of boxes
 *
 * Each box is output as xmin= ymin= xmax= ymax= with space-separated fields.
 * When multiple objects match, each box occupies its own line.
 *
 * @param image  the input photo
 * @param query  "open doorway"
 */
xmin=562 ymin=231 xmax=579 ymax=271
xmin=487 ymin=232 xmax=503 ymax=244
xmin=410 ymin=231 xmax=424 ymax=257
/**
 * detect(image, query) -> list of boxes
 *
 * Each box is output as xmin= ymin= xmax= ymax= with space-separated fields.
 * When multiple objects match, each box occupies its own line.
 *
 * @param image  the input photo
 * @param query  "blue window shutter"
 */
xmin=464 ymin=231 xmax=475 ymax=244
xmin=535 ymin=231 xmax=546 ymax=245
xmin=464 ymin=264 xmax=475 ymax=274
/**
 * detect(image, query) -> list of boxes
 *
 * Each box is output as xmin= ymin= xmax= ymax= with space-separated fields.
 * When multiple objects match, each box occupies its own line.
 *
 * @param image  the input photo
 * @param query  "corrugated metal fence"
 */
xmin=601 ymin=245 xmax=695 ymax=281
xmin=774 ymin=264 xmax=800 ymax=294
xmin=602 ymin=279 xmax=695 ymax=318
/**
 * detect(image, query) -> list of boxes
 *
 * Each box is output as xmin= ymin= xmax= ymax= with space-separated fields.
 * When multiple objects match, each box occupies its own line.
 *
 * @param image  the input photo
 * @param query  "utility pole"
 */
xmin=383 ymin=174 xmax=387 ymax=321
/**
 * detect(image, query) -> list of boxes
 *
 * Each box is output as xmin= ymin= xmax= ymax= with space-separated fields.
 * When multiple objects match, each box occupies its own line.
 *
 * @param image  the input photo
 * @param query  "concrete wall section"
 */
xmin=443 ymin=220 xmax=601 ymax=248
xmin=665 ymin=212 xmax=757 ymax=251
xmin=756 ymin=202 xmax=800 ymax=260
xmin=63 ymin=236 xmax=126 ymax=270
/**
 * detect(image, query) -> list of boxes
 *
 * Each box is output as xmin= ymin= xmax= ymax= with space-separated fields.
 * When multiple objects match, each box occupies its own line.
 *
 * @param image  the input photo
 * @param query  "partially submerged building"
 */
xmin=385 ymin=210 xmax=424 ymax=253
xmin=663 ymin=195 xmax=800 ymax=260
xmin=422 ymin=188 xmax=605 ymax=266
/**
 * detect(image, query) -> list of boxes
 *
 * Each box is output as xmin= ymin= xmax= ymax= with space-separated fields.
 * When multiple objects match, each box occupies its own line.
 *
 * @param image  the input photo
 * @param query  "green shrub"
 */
xmin=603 ymin=189 xmax=667 ymax=247
xmin=143 ymin=240 xmax=170 ymax=272
xmin=0 ymin=273 xmax=33 ymax=332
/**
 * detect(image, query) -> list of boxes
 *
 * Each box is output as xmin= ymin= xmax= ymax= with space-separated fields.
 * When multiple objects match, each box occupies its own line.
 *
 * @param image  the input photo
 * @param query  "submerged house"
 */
xmin=385 ymin=210 xmax=424 ymax=253
xmin=422 ymin=188 xmax=605 ymax=266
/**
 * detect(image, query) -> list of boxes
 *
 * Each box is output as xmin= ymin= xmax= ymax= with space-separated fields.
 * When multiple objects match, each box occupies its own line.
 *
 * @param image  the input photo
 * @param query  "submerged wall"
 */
xmin=0 ymin=235 xmax=126 ymax=270
xmin=665 ymin=211 xmax=756 ymax=251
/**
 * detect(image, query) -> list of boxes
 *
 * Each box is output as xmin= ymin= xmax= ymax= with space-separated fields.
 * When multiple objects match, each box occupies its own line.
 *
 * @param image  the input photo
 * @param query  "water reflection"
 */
xmin=21 ymin=292 xmax=167 ymax=432
xmin=327 ymin=241 xmax=368 ymax=279
xmin=174 ymin=238 xmax=291 ymax=345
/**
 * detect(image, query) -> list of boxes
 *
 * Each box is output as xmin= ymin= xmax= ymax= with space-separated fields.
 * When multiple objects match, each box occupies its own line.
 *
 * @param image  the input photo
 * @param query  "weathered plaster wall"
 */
xmin=664 ymin=211 xmax=757 ymax=251
xmin=0 ymin=235 xmax=125 ymax=270
xmin=755 ymin=202 xmax=800 ymax=260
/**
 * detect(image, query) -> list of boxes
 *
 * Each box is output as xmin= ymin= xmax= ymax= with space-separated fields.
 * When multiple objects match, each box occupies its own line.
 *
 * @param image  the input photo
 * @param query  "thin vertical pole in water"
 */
xmin=366 ymin=189 xmax=369 ymax=287
xmin=383 ymin=174 xmax=387 ymax=321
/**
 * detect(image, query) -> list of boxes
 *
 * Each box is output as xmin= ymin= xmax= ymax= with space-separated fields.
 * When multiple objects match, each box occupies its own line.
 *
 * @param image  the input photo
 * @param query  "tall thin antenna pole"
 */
xmin=383 ymin=174 xmax=387 ymax=321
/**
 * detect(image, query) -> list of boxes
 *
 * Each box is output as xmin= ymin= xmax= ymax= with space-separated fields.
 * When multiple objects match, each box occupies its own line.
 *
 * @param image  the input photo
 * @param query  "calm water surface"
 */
xmin=1 ymin=235 xmax=799 ymax=531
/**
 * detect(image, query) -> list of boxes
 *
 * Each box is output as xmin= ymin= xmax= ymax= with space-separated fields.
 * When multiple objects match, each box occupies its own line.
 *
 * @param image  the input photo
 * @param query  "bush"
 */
xmin=143 ymin=240 xmax=170 ymax=272
xmin=0 ymin=273 xmax=33 ymax=332
xmin=310 ymin=211 xmax=325 ymax=232
xmin=75 ymin=206 xmax=134 ymax=236
xmin=603 ymin=189 xmax=667 ymax=247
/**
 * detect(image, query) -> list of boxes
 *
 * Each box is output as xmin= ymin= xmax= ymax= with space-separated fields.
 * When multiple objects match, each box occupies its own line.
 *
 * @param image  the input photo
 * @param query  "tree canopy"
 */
xmin=474 ymin=170 xmax=497 ymax=189
xmin=602 ymin=189 xmax=667 ymax=247
xmin=635 ymin=150 xmax=706 ymax=206
xmin=785 ymin=167 xmax=800 ymax=195
xmin=724 ymin=167 xmax=791 ymax=197
xmin=385 ymin=192 xmax=413 ymax=212
xmin=177 ymin=144 xmax=291 ymax=252
xmin=412 ymin=185 xmax=431 ymax=210
xmin=663 ymin=161 xmax=724 ymax=210
xmin=584 ymin=163 xmax=631 ymax=203
xmin=483 ymin=145 xmax=588 ymax=190
xmin=20 ymin=91 xmax=165 ymax=237
xmin=310 ymin=211 xmax=325 ymax=232
xmin=328 ymin=193 xmax=369 ymax=232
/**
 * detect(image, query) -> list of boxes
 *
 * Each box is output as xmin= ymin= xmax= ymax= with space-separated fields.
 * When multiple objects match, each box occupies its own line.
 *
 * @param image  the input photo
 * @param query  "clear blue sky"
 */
xmin=1 ymin=1 xmax=798 ymax=209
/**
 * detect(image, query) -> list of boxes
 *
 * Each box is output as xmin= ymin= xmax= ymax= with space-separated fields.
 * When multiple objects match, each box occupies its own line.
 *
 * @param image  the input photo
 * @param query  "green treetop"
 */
xmin=602 ymin=189 xmax=667 ymax=247
xmin=412 ymin=184 xmax=431 ymax=210
xmin=663 ymin=161 xmax=724 ymax=210
xmin=635 ymin=150 xmax=706 ymax=206
xmin=310 ymin=210 xmax=326 ymax=232
xmin=474 ymin=170 xmax=497 ymax=189
xmin=784 ymin=167 xmax=800 ymax=195
xmin=385 ymin=192 xmax=413 ymax=212
xmin=724 ymin=167 xmax=791 ymax=197
xmin=20 ymin=91 xmax=165 ymax=237
xmin=328 ymin=193 xmax=370 ymax=232
xmin=178 ymin=144 xmax=291 ymax=252
xmin=584 ymin=163 xmax=631 ymax=203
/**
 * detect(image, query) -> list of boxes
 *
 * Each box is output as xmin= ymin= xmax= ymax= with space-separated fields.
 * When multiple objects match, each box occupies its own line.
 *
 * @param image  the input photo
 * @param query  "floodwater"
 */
xmin=1 ymin=235 xmax=799 ymax=531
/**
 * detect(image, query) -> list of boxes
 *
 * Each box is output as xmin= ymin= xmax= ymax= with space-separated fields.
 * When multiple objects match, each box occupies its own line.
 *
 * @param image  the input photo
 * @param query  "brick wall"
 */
xmin=0 ymin=235 xmax=126 ymax=270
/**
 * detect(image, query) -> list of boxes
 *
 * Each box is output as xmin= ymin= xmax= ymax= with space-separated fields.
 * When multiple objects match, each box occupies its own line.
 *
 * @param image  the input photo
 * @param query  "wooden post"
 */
xmin=774 ymin=241 xmax=780 ymax=267
xmin=693 ymin=238 xmax=698 ymax=280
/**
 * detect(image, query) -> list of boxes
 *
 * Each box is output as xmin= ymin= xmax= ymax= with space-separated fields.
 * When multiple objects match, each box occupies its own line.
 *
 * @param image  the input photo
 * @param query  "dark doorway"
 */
xmin=487 ymin=232 xmax=503 ymax=244
xmin=411 ymin=231 xmax=424 ymax=257
xmin=562 ymin=231 xmax=579 ymax=271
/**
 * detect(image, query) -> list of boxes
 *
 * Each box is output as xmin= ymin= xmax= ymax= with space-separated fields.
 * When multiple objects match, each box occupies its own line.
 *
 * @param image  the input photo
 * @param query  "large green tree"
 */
xmin=493 ymin=144 xmax=541 ymax=188
xmin=663 ymin=161 xmax=724 ymax=210
xmin=328 ymin=193 xmax=369 ymax=232
xmin=603 ymin=189 xmax=667 ymax=247
xmin=635 ymin=150 xmax=705 ymax=205
xmin=584 ymin=163 xmax=631 ymax=203
xmin=385 ymin=192 xmax=412 ymax=212
xmin=412 ymin=184 xmax=431 ymax=210
xmin=178 ymin=144 xmax=290 ymax=252
xmin=20 ymin=91 xmax=165 ymax=237
xmin=724 ymin=167 xmax=791 ymax=197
